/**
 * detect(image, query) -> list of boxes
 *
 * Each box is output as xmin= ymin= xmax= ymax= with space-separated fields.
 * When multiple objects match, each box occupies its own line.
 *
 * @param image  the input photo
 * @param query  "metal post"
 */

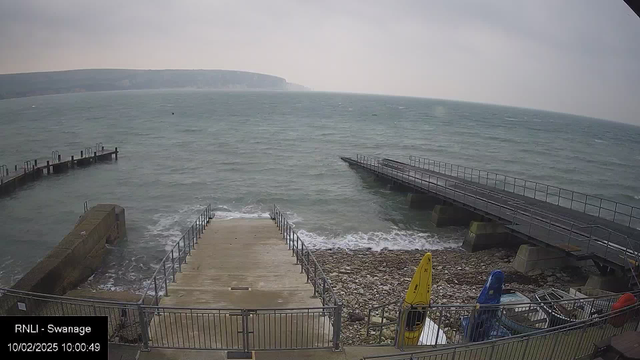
xmin=306 ymin=251 xmax=310 ymax=283
xmin=171 ymin=249 xmax=176 ymax=282
xmin=163 ymin=261 xmax=169 ymax=296
xmin=94 ymin=151 xmax=97 ymax=163
xmin=434 ymin=307 xmax=444 ymax=347
xmin=300 ymin=243 xmax=305 ymax=274
xmin=568 ymin=223 xmax=574 ymax=245
xmin=115 ymin=147 xmax=118 ymax=160
xmin=546 ymin=185 xmax=549 ymax=202
xmin=138 ymin=305 xmax=150 ymax=351
xmin=153 ymin=277 xmax=159 ymax=306
xmin=322 ymin=278 xmax=326 ymax=305
xmin=177 ymin=242 xmax=182 ymax=272
xmin=46 ymin=160 xmax=50 ymax=175
xmin=604 ymin=231 xmax=612 ymax=260
xmin=332 ymin=303 xmax=342 ymax=351
xmin=312 ymin=262 xmax=318 ymax=297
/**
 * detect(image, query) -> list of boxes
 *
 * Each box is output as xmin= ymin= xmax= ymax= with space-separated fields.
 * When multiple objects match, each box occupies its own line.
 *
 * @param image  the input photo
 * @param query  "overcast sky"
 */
xmin=0 ymin=0 xmax=639 ymax=124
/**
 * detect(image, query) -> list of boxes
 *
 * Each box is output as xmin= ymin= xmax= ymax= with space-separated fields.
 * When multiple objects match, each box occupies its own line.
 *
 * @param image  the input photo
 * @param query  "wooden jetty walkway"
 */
xmin=0 ymin=144 xmax=118 ymax=196
xmin=342 ymin=155 xmax=640 ymax=277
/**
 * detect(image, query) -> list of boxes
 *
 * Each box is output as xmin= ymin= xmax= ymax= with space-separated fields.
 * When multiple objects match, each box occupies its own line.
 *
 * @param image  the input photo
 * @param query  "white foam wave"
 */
xmin=635 ymin=195 xmax=640 ymax=200
xmin=297 ymin=229 xmax=462 ymax=251
xmin=146 ymin=213 xmax=184 ymax=251
xmin=213 ymin=204 xmax=271 ymax=220
xmin=212 ymin=204 xmax=303 ymax=222
xmin=215 ymin=211 xmax=271 ymax=220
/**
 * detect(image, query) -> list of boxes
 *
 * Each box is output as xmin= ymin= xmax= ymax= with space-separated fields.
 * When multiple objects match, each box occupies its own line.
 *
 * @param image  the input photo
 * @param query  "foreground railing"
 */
xmin=353 ymin=155 xmax=639 ymax=272
xmin=270 ymin=204 xmax=343 ymax=350
xmin=363 ymin=302 xmax=640 ymax=360
xmin=0 ymin=287 xmax=338 ymax=351
xmin=0 ymin=288 xmax=144 ymax=345
xmin=141 ymin=305 xmax=337 ymax=351
xmin=139 ymin=204 xmax=214 ymax=306
xmin=367 ymin=290 xmax=640 ymax=349
xmin=408 ymin=155 xmax=640 ymax=231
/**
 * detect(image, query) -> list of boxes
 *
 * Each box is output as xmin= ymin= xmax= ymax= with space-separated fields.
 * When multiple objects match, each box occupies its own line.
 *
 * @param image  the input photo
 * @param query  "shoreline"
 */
xmin=313 ymin=247 xmax=593 ymax=345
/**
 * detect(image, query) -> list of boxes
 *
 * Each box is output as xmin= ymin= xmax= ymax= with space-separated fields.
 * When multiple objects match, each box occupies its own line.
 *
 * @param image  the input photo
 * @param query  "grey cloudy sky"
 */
xmin=1 ymin=0 xmax=639 ymax=124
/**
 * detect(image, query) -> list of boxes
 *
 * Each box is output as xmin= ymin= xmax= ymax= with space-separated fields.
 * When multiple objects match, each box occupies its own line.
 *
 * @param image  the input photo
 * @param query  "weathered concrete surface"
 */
xmin=10 ymin=204 xmax=126 ymax=296
xmin=406 ymin=193 xmax=442 ymax=210
xmin=512 ymin=244 xmax=583 ymax=274
xmin=148 ymin=219 xmax=330 ymax=349
xmin=161 ymin=219 xmax=320 ymax=308
xmin=462 ymin=221 xmax=510 ymax=252
xmin=431 ymin=205 xmax=482 ymax=227
xmin=584 ymin=274 xmax=628 ymax=293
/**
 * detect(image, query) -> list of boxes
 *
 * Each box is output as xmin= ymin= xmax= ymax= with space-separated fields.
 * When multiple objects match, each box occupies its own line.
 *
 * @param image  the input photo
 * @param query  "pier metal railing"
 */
xmin=408 ymin=155 xmax=640 ymax=230
xmin=362 ymin=301 xmax=640 ymax=360
xmin=270 ymin=204 xmax=341 ymax=308
xmin=353 ymin=155 xmax=640 ymax=273
xmin=366 ymin=290 xmax=640 ymax=348
xmin=138 ymin=204 xmax=214 ymax=306
xmin=270 ymin=204 xmax=343 ymax=349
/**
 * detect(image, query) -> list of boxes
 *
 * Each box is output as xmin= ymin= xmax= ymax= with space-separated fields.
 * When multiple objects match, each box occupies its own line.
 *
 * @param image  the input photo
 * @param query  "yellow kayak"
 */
xmin=402 ymin=252 xmax=432 ymax=346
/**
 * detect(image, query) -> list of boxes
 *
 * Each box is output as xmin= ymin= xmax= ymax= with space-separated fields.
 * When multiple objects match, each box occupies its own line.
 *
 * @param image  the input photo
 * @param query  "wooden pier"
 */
xmin=0 ymin=145 xmax=118 ymax=196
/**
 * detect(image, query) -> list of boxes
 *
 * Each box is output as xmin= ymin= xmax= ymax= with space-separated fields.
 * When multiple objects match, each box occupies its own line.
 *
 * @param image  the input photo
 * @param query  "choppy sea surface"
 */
xmin=1 ymin=90 xmax=639 ymax=290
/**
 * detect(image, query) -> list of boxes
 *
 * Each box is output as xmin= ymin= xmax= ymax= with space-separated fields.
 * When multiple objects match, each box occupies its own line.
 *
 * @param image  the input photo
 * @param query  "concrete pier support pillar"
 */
xmin=406 ymin=193 xmax=443 ymax=210
xmin=52 ymin=162 xmax=69 ymax=174
xmin=462 ymin=221 xmax=509 ymax=252
xmin=584 ymin=274 xmax=627 ymax=293
xmin=430 ymin=205 xmax=481 ymax=227
xmin=386 ymin=181 xmax=412 ymax=192
xmin=512 ymin=244 xmax=572 ymax=274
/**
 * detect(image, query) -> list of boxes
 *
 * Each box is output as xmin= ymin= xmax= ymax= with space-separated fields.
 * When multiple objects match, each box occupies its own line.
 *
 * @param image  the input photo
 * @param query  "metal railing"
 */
xmin=139 ymin=204 xmax=214 ymax=306
xmin=363 ymin=301 xmax=640 ymax=360
xmin=409 ymin=155 xmax=640 ymax=230
xmin=0 ymin=164 xmax=7 ymax=178
xmin=366 ymin=290 xmax=640 ymax=348
xmin=270 ymin=204 xmax=343 ymax=350
xmin=0 ymin=287 xmax=145 ymax=345
xmin=353 ymin=155 xmax=640 ymax=271
xmin=382 ymin=156 xmax=640 ymax=288
xmin=141 ymin=305 xmax=337 ymax=351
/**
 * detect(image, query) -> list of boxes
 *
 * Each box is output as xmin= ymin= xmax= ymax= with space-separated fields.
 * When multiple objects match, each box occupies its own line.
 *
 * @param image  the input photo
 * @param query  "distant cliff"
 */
xmin=0 ymin=69 xmax=308 ymax=100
